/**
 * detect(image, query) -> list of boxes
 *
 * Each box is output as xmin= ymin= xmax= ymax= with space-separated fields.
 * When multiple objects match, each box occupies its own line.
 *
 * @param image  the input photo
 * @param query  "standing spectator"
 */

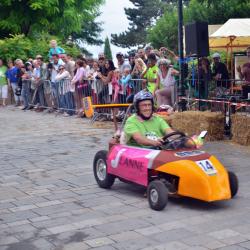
xmin=131 ymin=58 xmax=147 ymax=79
xmin=21 ymin=62 xmax=33 ymax=110
xmin=82 ymin=58 xmax=91 ymax=78
xmin=87 ymin=61 xmax=100 ymax=103
xmin=138 ymin=48 xmax=147 ymax=63
xmin=155 ymin=59 xmax=179 ymax=107
xmin=198 ymin=58 xmax=211 ymax=101
xmin=141 ymin=53 xmax=158 ymax=94
xmin=50 ymin=54 xmax=64 ymax=109
xmin=97 ymin=60 xmax=116 ymax=104
xmin=87 ymin=58 xmax=94 ymax=69
xmin=55 ymin=65 xmax=74 ymax=116
xmin=98 ymin=54 xmax=107 ymax=76
xmin=32 ymin=60 xmax=45 ymax=111
xmin=48 ymin=40 xmax=65 ymax=59
xmin=111 ymin=69 xmax=120 ymax=103
xmin=237 ymin=46 xmax=250 ymax=99
xmin=144 ymin=45 xmax=153 ymax=64
xmin=119 ymin=68 xmax=132 ymax=102
xmin=6 ymin=59 xmax=22 ymax=106
xmin=128 ymin=53 xmax=136 ymax=71
xmin=61 ymin=53 xmax=75 ymax=79
xmin=0 ymin=59 xmax=8 ymax=106
xmin=116 ymin=52 xmax=131 ymax=74
xmin=71 ymin=60 xmax=86 ymax=116
xmin=88 ymin=61 xmax=99 ymax=80
xmin=36 ymin=55 xmax=47 ymax=80
xmin=212 ymin=53 xmax=230 ymax=94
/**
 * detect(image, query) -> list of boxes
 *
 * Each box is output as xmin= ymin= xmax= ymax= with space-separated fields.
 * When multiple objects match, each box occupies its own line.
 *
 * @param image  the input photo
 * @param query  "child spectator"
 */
xmin=49 ymin=40 xmax=65 ymax=59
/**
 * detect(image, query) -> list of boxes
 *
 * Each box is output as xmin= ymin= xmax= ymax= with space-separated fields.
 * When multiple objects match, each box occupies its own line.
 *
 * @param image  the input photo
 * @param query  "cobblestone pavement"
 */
xmin=0 ymin=106 xmax=250 ymax=250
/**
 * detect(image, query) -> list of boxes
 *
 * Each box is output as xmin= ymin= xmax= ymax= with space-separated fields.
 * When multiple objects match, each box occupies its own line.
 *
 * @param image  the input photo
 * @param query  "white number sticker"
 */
xmin=196 ymin=160 xmax=217 ymax=175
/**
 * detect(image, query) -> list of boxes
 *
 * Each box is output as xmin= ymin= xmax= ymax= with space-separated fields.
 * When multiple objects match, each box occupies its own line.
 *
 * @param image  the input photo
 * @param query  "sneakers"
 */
xmin=63 ymin=112 xmax=70 ymax=117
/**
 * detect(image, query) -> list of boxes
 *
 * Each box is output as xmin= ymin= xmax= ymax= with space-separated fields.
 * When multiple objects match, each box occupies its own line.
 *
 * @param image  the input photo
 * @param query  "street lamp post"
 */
xmin=177 ymin=0 xmax=187 ymax=111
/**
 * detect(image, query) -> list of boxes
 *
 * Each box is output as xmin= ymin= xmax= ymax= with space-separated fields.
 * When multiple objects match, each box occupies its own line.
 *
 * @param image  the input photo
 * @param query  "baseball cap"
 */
xmin=25 ymin=61 xmax=32 ymax=66
xmin=212 ymin=52 xmax=221 ymax=58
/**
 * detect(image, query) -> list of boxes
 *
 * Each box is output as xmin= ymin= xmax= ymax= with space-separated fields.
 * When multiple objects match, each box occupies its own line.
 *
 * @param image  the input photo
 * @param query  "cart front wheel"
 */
xmin=93 ymin=150 xmax=115 ymax=188
xmin=228 ymin=171 xmax=238 ymax=198
xmin=147 ymin=180 xmax=168 ymax=211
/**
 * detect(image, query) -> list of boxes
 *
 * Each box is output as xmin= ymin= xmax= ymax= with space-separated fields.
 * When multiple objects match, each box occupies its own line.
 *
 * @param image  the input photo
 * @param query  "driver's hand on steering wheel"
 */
xmin=151 ymin=138 xmax=164 ymax=147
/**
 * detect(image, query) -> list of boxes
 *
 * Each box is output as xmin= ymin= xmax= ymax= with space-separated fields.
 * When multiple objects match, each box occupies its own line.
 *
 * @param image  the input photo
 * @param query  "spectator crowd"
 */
xmin=0 ymin=39 xmax=249 ymax=118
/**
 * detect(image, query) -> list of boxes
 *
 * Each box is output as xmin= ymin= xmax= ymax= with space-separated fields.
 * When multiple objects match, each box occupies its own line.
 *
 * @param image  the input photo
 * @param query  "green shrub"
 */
xmin=0 ymin=35 xmax=81 ymax=62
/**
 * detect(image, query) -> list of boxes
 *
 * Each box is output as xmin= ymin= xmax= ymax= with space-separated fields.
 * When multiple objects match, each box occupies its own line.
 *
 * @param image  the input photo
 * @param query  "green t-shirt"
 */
xmin=124 ymin=114 xmax=170 ymax=147
xmin=144 ymin=65 xmax=158 ymax=93
xmin=0 ymin=66 xmax=7 ymax=86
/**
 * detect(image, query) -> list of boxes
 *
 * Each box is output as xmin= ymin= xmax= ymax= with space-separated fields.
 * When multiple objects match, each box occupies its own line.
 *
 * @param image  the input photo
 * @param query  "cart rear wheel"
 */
xmin=147 ymin=180 xmax=168 ymax=211
xmin=228 ymin=171 xmax=238 ymax=198
xmin=93 ymin=150 xmax=115 ymax=188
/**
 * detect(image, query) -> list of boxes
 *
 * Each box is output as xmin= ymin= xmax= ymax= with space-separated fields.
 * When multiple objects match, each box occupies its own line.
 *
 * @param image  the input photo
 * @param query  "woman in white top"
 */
xmin=155 ymin=58 xmax=179 ymax=107
xmin=55 ymin=65 xmax=71 ymax=81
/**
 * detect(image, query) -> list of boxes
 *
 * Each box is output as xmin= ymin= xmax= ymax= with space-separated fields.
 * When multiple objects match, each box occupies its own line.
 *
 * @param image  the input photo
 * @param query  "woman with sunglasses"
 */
xmin=55 ymin=65 xmax=73 ymax=116
xmin=154 ymin=58 xmax=179 ymax=107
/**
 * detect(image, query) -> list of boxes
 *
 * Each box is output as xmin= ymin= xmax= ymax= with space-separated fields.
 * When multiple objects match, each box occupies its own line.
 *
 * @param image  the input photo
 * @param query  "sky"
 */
xmin=85 ymin=0 xmax=134 ymax=60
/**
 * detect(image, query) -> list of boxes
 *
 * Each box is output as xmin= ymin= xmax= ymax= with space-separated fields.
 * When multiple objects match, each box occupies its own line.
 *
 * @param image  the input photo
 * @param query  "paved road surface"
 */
xmin=0 ymin=107 xmax=250 ymax=250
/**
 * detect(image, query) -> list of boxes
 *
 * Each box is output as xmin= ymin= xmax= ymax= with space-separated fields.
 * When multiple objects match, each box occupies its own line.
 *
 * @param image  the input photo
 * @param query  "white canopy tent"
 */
xmin=210 ymin=18 xmax=250 ymax=49
xmin=209 ymin=19 xmax=250 ymax=79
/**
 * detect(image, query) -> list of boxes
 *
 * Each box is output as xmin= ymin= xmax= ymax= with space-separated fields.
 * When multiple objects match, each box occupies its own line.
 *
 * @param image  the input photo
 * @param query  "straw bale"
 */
xmin=231 ymin=114 xmax=250 ymax=146
xmin=162 ymin=111 xmax=224 ymax=141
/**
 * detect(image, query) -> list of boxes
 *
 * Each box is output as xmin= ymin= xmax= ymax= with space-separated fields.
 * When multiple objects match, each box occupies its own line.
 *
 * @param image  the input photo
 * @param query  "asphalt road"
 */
xmin=0 ymin=106 xmax=250 ymax=250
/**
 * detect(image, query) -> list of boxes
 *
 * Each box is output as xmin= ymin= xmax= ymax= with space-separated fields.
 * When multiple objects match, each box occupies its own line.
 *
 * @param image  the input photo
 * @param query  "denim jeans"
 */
xmin=11 ymin=83 xmax=21 ymax=103
xmin=64 ymin=91 xmax=75 ymax=115
xmin=21 ymin=81 xmax=31 ymax=108
xmin=50 ymin=82 xmax=59 ymax=108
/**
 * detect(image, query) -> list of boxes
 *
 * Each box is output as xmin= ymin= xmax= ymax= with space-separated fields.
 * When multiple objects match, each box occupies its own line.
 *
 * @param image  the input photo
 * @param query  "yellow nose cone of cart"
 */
xmin=83 ymin=97 xmax=94 ymax=118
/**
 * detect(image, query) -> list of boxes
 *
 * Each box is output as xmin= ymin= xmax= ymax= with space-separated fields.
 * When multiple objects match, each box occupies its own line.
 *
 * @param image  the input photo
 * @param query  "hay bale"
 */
xmin=231 ymin=114 xmax=250 ymax=146
xmin=163 ymin=111 xmax=224 ymax=141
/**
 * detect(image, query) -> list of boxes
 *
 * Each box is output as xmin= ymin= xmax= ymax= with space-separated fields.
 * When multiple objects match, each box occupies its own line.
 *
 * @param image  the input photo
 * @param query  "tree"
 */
xmin=111 ymin=0 xmax=164 ymax=48
xmin=0 ymin=0 xmax=104 ymax=45
xmin=147 ymin=7 xmax=178 ymax=52
xmin=0 ymin=35 xmax=81 ymax=62
xmin=104 ymin=37 xmax=113 ymax=60
xmin=147 ymin=0 xmax=250 ymax=52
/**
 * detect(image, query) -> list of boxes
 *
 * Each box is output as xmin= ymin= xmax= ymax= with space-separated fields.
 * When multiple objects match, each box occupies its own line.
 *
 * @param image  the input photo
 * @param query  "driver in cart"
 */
xmin=124 ymin=90 xmax=202 ymax=149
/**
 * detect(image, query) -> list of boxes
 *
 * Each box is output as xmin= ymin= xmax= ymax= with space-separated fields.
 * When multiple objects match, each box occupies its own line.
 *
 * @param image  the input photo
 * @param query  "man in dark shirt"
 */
xmin=212 ymin=53 xmax=230 ymax=89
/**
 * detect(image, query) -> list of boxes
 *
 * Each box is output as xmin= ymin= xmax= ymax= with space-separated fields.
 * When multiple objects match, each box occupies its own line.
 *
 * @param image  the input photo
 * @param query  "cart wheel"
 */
xmin=147 ymin=180 xmax=168 ymax=211
xmin=93 ymin=150 xmax=115 ymax=188
xmin=228 ymin=171 xmax=238 ymax=198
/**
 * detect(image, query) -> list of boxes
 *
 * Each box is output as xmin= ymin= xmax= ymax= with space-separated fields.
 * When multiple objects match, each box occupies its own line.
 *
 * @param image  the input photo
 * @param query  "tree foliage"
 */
xmin=0 ymin=0 xmax=104 ymax=45
xmin=111 ymin=0 xmax=164 ymax=48
xmin=147 ymin=0 xmax=250 ymax=52
xmin=104 ymin=37 xmax=113 ymax=60
xmin=147 ymin=7 xmax=178 ymax=52
xmin=0 ymin=35 xmax=81 ymax=62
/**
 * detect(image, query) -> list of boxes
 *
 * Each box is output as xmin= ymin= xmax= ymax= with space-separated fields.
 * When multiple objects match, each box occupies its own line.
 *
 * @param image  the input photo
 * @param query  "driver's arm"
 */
xmin=132 ymin=133 xmax=163 ymax=147
xmin=165 ymin=127 xmax=175 ymax=135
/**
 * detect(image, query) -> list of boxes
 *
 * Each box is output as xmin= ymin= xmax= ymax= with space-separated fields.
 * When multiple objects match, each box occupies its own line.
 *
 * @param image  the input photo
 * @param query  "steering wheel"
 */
xmin=162 ymin=131 xmax=187 ymax=150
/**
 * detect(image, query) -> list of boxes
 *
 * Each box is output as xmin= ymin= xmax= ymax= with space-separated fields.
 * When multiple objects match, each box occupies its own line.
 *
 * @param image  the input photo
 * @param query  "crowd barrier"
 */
xmin=2 ymin=77 xmax=249 ymax=120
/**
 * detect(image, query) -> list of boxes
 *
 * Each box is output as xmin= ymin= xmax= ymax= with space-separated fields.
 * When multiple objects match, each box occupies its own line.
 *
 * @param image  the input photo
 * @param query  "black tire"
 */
xmin=228 ymin=171 xmax=238 ymax=198
xmin=147 ymin=180 xmax=168 ymax=211
xmin=93 ymin=150 xmax=115 ymax=188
